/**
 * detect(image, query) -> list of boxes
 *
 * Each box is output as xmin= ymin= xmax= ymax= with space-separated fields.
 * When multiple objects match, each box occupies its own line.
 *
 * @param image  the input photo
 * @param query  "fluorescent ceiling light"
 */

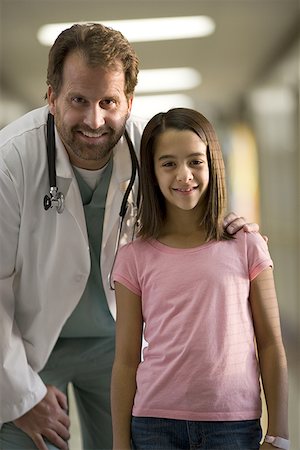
xmin=37 ymin=16 xmax=215 ymax=46
xmin=136 ymin=68 xmax=201 ymax=93
xmin=131 ymin=94 xmax=194 ymax=119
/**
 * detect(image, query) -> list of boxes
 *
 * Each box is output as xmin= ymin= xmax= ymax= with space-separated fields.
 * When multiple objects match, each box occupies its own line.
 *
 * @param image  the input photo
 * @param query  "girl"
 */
xmin=111 ymin=108 xmax=289 ymax=450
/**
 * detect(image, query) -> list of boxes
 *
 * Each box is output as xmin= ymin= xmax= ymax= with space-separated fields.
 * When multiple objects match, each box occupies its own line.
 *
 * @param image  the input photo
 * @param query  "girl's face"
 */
xmin=154 ymin=128 xmax=209 ymax=213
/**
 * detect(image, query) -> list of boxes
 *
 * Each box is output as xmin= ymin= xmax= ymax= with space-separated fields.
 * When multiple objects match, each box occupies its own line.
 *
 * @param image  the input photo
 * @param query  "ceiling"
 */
xmin=0 ymin=0 xmax=299 ymax=123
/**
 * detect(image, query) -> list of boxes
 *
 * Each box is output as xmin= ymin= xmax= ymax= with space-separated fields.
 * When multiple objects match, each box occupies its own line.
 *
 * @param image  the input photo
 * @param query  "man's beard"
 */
xmin=55 ymin=112 xmax=129 ymax=165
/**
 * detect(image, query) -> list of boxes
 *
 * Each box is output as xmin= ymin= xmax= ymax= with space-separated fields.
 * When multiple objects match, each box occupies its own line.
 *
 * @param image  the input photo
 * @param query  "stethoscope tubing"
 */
xmin=44 ymin=113 xmax=65 ymax=213
xmin=46 ymin=112 xmax=56 ymax=188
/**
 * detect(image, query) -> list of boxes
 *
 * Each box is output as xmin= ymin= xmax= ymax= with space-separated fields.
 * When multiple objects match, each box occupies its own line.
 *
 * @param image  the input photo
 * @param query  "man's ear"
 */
xmin=47 ymin=85 xmax=56 ymax=115
xmin=127 ymin=95 xmax=134 ymax=114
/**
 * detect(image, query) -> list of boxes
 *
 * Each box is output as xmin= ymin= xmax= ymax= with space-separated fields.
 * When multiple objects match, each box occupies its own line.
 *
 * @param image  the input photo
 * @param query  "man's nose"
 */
xmin=84 ymin=106 xmax=106 ymax=129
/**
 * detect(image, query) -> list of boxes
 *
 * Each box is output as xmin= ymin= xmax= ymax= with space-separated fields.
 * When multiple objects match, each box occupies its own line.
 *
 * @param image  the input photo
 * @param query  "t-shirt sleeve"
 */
xmin=246 ymin=232 xmax=273 ymax=281
xmin=112 ymin=242 xmax=141 ymax=296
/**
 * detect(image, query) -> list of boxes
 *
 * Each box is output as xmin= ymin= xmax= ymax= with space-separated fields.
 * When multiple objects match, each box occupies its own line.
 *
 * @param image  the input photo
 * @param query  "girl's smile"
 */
xmin=172 ymin=186 xmax=199 ymax=193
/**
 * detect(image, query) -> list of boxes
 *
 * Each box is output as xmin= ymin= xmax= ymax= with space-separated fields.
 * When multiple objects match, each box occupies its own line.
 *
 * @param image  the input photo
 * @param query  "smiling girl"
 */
xmin=111 ymin=108 xmax=289 ymax=450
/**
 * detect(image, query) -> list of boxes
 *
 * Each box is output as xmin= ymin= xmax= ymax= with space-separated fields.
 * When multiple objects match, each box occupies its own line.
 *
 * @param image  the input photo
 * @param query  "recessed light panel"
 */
xmin=136 ymin=68 xmax=201 ymax=93
xmin=37 ymin=16 xmax=215 ymax=46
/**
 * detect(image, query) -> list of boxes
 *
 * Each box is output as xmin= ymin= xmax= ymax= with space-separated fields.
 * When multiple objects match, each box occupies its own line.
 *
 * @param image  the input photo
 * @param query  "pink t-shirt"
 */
xmin=113 ymin=230 xmax=273 ymax=421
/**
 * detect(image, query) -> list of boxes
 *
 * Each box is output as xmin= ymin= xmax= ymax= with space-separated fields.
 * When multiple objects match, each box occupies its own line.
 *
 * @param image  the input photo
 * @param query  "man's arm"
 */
xmin=0 ymin=164 xmax=69 ymax=450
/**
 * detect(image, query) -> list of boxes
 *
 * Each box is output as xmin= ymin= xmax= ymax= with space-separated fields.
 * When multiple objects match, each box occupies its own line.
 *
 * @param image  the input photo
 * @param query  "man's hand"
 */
xmin=223 ymin=212 xmax=260 ymax=235
xmin=14 ymin=385 xmax=70 ymax=450
xmin=224 ymin=212 xmax=268 ymax=242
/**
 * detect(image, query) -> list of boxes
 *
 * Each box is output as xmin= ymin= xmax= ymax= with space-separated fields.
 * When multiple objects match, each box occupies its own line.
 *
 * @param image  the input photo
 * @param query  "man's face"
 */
xmin=48 ymin=51 xmax=133 ymax=170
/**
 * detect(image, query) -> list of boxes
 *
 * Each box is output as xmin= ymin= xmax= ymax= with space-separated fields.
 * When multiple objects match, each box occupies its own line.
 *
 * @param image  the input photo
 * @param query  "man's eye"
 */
xmin=101 ymin=99 xmax=117 ymax=108
xmin=72 ymin=97 xmax=86 ymax=104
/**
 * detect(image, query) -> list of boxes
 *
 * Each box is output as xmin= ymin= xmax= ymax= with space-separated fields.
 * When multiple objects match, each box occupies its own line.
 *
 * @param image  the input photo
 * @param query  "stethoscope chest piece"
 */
xmin=44 ymin=187 xmax=64 ymax=213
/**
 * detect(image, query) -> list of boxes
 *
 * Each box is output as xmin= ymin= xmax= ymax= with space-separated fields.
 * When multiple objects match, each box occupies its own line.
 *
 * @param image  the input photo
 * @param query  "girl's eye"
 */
xmin=190 ymin=160 xmax=203 ymax=166
xmin=162 ymin=161 xmax=175 ymax=168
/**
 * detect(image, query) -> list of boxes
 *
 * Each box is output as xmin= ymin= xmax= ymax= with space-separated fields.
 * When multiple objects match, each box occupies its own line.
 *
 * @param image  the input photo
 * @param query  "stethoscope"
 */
xmin=43 ymin=113 xmax=65 ymax=213
xmin=43 ymin=113 xmax=140 ymax=289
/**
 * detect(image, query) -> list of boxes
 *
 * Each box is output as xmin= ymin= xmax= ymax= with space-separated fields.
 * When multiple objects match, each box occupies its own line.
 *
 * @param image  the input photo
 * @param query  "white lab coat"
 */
xmin=0 ymin=106 xmax=147 ymax=426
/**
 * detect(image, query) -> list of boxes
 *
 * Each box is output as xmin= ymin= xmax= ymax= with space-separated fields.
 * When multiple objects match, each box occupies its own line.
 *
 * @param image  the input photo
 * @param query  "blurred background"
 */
xmin=0 ymin=0 xmax=299 ymax=448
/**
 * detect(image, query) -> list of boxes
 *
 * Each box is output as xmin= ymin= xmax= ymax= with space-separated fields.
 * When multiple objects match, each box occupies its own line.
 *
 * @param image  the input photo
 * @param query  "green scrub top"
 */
xmin=60 ymin=159 xmax=115 ymax=337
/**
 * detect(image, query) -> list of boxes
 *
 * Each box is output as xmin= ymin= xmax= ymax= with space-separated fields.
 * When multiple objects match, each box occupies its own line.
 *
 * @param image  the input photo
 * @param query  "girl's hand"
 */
xmin=260 ymin=442 xmax=274 ymax=449
xmin=260 ymin=440 xmax=289 ymax=449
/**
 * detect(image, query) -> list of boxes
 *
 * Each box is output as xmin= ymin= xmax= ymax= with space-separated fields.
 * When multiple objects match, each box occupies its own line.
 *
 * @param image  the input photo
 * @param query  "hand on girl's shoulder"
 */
xmin=223 ymin=212 xmax=268 ymax=243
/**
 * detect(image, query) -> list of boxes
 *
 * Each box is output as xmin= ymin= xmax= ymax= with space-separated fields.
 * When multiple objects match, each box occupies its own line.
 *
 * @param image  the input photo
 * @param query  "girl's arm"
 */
xmin=111 ymin=282 xmax=143 ymax=450
xmin=249 ymin=267 xmax=289 ymax=449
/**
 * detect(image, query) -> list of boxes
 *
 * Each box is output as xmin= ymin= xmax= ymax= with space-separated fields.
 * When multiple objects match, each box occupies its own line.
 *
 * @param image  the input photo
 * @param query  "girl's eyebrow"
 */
xmin=158 ymin=152 xmax=206 ymax=161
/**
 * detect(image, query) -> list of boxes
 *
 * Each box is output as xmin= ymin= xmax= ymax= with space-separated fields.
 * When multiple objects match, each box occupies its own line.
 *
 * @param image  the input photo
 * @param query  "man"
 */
xmin=0 ymin=23 xmax=258 ymax=450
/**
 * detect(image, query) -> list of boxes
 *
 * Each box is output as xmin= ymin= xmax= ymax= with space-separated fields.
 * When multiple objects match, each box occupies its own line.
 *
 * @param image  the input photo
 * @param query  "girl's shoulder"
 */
xmin=118 ymin=237 xmax=153 ymax=257
xmin=114 ymin=238 xmax=156 ymax=276
xmin=233 ymin=229 xmax=272 ymax=264
xmin=234 ymin=229 xmax=267 ymax=246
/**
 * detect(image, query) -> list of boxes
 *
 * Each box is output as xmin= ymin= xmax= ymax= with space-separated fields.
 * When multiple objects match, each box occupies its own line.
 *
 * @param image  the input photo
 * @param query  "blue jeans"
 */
xmin=131 ymin=417 xmax=262 ymax=450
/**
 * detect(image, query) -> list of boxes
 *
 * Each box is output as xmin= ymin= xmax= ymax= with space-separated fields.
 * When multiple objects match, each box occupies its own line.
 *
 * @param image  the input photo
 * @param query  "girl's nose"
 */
xmin=176 ymin=165 xmax=193 ymax=182
xmin=84 ymin=106 xmax=106 ymax=129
